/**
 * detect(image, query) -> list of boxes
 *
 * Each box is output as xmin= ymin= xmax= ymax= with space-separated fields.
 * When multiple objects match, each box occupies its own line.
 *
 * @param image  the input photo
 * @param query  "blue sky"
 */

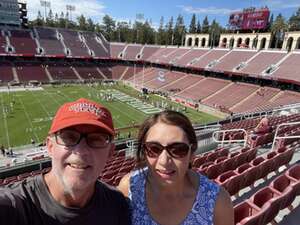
xmin=27 ymin=0 xmax=300 ymax=29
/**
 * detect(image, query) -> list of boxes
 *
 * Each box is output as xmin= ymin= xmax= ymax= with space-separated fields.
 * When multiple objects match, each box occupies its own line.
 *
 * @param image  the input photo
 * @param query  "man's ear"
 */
xmin=46 ymin=136 xmax=54 ymax=158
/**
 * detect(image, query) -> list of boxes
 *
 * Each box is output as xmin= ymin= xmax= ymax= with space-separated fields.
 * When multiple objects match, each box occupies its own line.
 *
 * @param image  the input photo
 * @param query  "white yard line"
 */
xmin=77 ymin=86 xmax=134 ymax=127
xmin=29 ymin=90 xmax=52 ymax=118
xmin=16 ymin=95 xmax=40 ymax=142
xmin=0 ymin=94 xmax=10 ymax=147
xmin=42 ymin=88 xmax=70 ymax=105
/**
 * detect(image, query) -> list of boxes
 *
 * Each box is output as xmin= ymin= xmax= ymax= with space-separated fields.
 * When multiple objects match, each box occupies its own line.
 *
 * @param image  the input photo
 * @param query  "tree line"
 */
xmin=29 ymin=8 xmax=300 ymax=47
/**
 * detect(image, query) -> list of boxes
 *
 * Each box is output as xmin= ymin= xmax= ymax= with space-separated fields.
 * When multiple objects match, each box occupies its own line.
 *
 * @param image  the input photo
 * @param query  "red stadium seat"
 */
xmin=206 ymin=163 xmax=223 ymax=180
xmin=275 ymin=147 xmax=295 ymax=168
xmin=270 ymin=175 xmax=296 ymax=210
xmin=234 ymin=201 xmax=264 ymax=225
xmin=235 ymin=163 xmax=258 ymax=189
xmin=285 ymin=164 xmax=300 ymax=195
xmin=192 ymin=156 xmax=207 ymax=168
xmin=250 ymin=156 xmax=265 ymax=180
xmin=207 ymin=151 xmax=219 ymax=162
xmin=197 ymin=161 xmax=214 ymax=175
xmin=249 ymin=186 xmax=282 ymax=225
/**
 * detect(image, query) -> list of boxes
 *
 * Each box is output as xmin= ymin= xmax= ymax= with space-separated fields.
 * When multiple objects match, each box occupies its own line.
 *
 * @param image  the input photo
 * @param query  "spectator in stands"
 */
xmin=118 ymin=110 xmax=234 ymax=225
xmin=0 ymin=98 xmax=130 ymax=225
xmin=254 ymin=117 xmax=271 ymax=134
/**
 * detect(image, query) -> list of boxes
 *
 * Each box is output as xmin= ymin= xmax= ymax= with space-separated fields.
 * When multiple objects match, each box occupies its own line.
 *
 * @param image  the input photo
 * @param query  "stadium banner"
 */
xmin=229 ymin=8 xmax=270 ymax=30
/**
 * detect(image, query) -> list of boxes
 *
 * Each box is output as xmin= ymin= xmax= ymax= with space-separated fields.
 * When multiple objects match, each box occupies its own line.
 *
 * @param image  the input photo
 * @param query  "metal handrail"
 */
xmin=212 ymin=128 xmax=248 ymax=147
xmin=271 ymin=121 xmax=300 ymax=150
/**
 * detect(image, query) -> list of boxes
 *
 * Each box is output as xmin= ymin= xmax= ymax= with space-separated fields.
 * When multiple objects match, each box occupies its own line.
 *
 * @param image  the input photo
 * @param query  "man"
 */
xmin=0 ymin=98 xmax=130 ymax=225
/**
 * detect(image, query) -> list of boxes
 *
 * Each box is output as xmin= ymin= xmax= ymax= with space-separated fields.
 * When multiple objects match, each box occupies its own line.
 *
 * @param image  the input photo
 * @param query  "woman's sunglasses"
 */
xmin=143 ymin=141 xmax=191 ymax=159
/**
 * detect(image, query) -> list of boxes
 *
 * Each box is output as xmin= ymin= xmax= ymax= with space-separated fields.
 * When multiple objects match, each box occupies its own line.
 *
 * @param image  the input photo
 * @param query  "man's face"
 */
xmin=47 ymin=124 xmax=114 ymax=193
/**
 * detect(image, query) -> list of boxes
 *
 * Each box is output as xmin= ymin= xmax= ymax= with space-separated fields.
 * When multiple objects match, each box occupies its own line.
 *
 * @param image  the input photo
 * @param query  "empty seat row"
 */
xmin=215 ymin=147 xmax=295 ymax=196
xmin=234 ymin=163 xmax=300 ymax=225
xmin=196 ymin=148 xmax=257 ymax=180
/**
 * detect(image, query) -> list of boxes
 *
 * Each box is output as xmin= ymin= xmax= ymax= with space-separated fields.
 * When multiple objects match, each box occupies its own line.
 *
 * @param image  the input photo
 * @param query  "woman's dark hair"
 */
xmin=136 ymin=110 xmax=197 ymax=168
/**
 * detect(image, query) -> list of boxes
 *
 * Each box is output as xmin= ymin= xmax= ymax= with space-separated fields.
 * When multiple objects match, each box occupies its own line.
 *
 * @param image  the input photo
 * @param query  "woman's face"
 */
xmin=144 ymin=122 xmax=193 ymax=186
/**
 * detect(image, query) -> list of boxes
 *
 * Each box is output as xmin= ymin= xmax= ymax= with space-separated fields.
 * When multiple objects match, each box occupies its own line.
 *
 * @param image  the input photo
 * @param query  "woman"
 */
xmin=118 ymin=110 xmax=234 ymax=225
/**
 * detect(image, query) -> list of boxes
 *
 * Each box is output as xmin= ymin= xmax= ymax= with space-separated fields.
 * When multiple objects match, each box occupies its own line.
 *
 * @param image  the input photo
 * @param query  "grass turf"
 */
xmin=0 ymin=83 xmax=220 ymax=148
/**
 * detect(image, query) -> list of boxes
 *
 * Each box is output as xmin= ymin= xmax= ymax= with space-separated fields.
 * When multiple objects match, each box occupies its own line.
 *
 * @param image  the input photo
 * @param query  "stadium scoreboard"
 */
xmin=228 ymin=7 xmax=270 ymax=31
xmin=0 ymin=0 xmax=21 ymax=26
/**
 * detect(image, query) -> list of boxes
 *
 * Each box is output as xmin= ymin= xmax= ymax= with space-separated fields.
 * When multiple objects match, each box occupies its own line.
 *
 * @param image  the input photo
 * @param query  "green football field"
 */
xmin=0 ymin=83 xmax=220 ymax=148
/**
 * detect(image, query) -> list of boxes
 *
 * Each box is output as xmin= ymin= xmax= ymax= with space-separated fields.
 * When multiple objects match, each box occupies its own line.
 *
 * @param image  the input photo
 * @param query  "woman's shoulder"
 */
xmin=197 ymin=172 xmax=220 ymax=191
xmin=117 ymin=168 xmax=146 ymax=197
xmin=117 ymin=172 xmax=131 ymax=197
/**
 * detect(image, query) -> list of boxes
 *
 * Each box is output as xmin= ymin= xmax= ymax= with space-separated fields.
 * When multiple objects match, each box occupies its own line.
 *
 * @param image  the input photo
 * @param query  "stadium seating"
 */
xmin=112 ymin=66 xmax=129 ymax=80
xmin=234 ymin=162 xmax=300 ymax=225
xmin=139 ymin=45 xmax=160 ymax=60
xmin=15 ymin=62 xmax=49 ymax=82
xmin=145 ymin=70 xmax=186 ymax=90
xmin=234 ymin=201 xmax=265 ymax=225
xmin=47 ymin=63 xmax=78 ymax=80
xmin=9 ymin=30 xmax=37 ymax=55
xmin=269 ymin=175 xmax=295 ymax=210
xmin=98 ymin=66 xmax=112 ymax=79
xmin=212 ymin=50 xmax=257 ymax=72
xmin=73 ymin=64 xmax=104 ymax=80
xmin=177 ymin=77 xmax=230 ymax=102
xmin=203 ymin=82 xmax=259 ymax=110
xmin=240 ymin=51 xmax=286 ymax=76
xmin=191 ymin=48 xmax=229 ymax=68
xmin=176 ymin=48 xmax=210 ymax=67
xmin=123 ymin=44 xmax=143 ymax=60
xmin=272 ymin=53 xmax=300 ymax=83
xmin=0 ymin=34 xmax=7 ymax=54
xmin=59 ymin=29 xmax=90 ymax=57
xmin=110 ymin=43 xmax=126 ymax=58
xmin=81 ymin=32 xmax=109 ymax=57
xmin=36 ymin=27 xmax=65 ymax=55
xmin=148 ymin=47 xmax=178 ymax=63
xmin=0 ymin=62 xmax=14 ymax=82
xmin=231 ymin=87 xmax=281 ymax=113
xmin=159 ymin=48 xmax=190 ymax=64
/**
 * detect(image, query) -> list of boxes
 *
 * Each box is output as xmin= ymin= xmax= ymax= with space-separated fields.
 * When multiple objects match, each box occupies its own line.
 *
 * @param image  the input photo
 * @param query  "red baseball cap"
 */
xmin=49 ymin=98 xmax=114 ymax=136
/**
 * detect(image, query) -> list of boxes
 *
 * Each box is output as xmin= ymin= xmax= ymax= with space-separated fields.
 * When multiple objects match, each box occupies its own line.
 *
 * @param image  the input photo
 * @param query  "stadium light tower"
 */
xmin=66 ymin=4 xmax=76 ymax=21
xmin=40 ymin=0 xmax=51 ymax=21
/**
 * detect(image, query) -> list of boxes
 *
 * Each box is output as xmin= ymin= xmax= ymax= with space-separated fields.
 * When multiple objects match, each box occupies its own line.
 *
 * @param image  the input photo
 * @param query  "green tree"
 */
xmin=54 ymin=13 xmax=59 ymax=26
xmin=209 ymin=19 xmax=222 ymax=47
xmin=33 ymin=10 xmax=44 ymax=26
xmin=116 ymin=21 xmax=130 ymax=42
xmin=271 ymin=14 xmax=288 ymax=48
xmin=189 ymin=14 xmax=197 ymax=33
xmin=87 ymin=18 xmax=95 ymax=32
xmin=202 ymin=16 xmax=209 ymax=33
xmin=142 ymin=20 xmax=155 ymax=44
xmin=288 ymin=8 xmax=300 ymax=31
xmin=196 ymin=20 xmax=201 ymax=33
xmin=267 ymin=13 xmax=274 ymax=31
xmin=165 ymin=16 xmax=174 ymax=45
xmin=173 ymin=14 xmax=186 ymax=46
xmin=77 ymin=15 xmax=87 ymax=30
xmin=101 ymin=14 xmax=116 ymax=41
xmin=46 ymin=9 xmax=55 ymax=27
xmin=157 ymin=16 xmax=165 ymax=45
xmin=58 ymin=12 xmax=66 ymax=28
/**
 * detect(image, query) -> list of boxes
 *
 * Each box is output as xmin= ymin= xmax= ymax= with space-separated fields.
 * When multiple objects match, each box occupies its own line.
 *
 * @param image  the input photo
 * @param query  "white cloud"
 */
xmin=26 ymin=0 xmax=106 ymax=22
xmin=177 ymin=5 xmax=241 ymax=15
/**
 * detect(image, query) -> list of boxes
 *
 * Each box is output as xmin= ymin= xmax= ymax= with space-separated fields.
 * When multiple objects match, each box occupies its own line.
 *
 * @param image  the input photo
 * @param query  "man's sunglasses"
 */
xmin=54 ymin=129 xmax=111 ymax=148
xmin=143 ymin=141 xmax=191 ymax=159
